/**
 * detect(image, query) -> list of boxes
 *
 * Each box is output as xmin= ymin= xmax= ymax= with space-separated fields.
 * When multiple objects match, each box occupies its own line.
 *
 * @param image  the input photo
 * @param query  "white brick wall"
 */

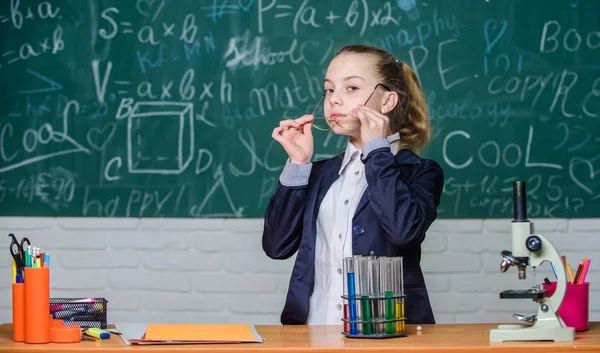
xmin=1 ymin=217 xmax=598 ymax=326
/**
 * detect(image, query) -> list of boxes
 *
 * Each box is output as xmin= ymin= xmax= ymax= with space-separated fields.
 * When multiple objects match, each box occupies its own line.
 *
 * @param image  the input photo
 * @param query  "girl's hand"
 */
xmin=354 ymin=105 xmax=390 ymax=144
xmin=272 ymin=115 xmax=314 ymax=164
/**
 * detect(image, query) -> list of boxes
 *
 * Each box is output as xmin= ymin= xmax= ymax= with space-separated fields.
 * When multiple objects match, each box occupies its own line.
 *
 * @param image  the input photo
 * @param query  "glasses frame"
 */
xmin=311 ymin=83 xmax=392 ymax=131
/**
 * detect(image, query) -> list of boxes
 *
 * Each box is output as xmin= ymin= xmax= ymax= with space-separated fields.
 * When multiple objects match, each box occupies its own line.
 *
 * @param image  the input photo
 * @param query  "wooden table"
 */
xmin=1 ymin=323 xmax=599 ymax=352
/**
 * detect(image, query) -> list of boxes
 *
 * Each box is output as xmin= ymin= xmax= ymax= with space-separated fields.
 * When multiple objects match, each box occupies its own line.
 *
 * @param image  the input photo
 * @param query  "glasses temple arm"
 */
xmin=311 ymin=94 xmax=325 ymax=116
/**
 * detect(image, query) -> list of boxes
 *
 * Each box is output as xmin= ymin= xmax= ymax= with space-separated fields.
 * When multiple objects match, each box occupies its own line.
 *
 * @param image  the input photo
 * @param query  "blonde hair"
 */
xmin=334 ymin=45 xmax=431 ymax=154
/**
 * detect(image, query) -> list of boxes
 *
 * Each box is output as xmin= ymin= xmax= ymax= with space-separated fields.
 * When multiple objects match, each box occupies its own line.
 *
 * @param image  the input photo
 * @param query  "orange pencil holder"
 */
xmin=12 ymin=283 xmax=25 ymax=342
xmin=50 ymin=319 xmax=81 ymax=343
xmin=24 ymin=267 xmax=50 ymax=343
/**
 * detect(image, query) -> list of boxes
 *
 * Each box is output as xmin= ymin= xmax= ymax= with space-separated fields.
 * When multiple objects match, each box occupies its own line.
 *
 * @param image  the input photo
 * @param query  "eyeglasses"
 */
xmin=311 ymin=83 xmax=392 ymax=131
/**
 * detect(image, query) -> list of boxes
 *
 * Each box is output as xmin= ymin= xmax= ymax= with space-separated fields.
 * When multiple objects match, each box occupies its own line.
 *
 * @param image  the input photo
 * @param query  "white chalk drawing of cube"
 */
xmin=127 ymin=102 xmax=194 ymax=174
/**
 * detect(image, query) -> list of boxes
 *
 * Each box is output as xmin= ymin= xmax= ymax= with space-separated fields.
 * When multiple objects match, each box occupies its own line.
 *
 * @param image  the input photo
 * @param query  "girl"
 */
xmin=262 ymin=44 xmax=444 ymax=325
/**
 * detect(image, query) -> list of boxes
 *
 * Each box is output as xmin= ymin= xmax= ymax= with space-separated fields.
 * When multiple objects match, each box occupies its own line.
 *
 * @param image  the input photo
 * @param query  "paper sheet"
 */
xmin=114 ymin=323 xmax=264 ymax=345
xmin=146 ymin=324 xmax=263 ymax=342
xmin=113 ymin=323 xmax=148 ymax=346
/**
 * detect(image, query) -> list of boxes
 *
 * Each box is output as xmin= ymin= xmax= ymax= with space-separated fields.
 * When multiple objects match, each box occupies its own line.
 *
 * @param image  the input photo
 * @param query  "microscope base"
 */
xmin=490 ymin=323 xmax=575 ymax=342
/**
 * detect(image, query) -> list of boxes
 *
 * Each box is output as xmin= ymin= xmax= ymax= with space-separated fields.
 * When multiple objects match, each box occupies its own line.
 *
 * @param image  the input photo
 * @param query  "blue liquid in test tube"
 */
xmin=347 ymin=271 xmax=358 ymax=334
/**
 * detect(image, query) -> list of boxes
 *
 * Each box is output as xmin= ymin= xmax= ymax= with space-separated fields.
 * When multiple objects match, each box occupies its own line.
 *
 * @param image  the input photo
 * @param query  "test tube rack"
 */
xmin=341 ymin=255 xmax=407 ymax=339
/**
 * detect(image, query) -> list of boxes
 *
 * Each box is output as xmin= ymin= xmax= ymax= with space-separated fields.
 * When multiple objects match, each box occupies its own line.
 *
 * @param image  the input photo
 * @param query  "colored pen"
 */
xmin=51 ymin=304 xmax=86 ymax=312
xmin=573 ymin=259 xmax=584 ymax=284
xmin=566 ymin=264 xmax=575 ymax=284
xmin=12 ymin=259 xmax=16 ymax=284
xmin=579 ymin=259 xmax=591 ymax=284
xmin=51 ymin=303 xmax=103 ymax=313
xmin=550 ymin=263 xmax=558 ymax=279
xmin=76 ymin=321 xmax=108 ymax=329
xmin=84 ymin=328 xmax=110 ymax=339
xmin=68 ymin=298 xmax=95 ymax=303
xmin=52 ymin=308 xmax=89 ymax=319
xmin=64 ymin=314 xmax=101 ymax=321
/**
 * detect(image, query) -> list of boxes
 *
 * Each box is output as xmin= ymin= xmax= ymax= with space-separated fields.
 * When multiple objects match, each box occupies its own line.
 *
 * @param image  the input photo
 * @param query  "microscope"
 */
xmin=489 ymin=181 xmax=575 ymax=342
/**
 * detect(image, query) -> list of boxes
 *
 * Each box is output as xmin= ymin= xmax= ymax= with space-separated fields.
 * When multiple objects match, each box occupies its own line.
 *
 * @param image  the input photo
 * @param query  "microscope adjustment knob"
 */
xmin=526 ymin=235 xmax=542 ymax=252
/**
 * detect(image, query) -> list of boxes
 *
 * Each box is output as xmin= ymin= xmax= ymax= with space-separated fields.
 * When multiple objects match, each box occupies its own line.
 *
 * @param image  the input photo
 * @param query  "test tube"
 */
xmin=368 ymin=256 xmax=383 ymax=334
xmin=375 ymin=257 xmax=385 ymax=334
xmin=359 ymin=256 xmax=372 ymax=335
xmin=393 ymin=257 xmax=405 ymax=333
xmin=381 ymin=257 xmax=396 ymax=334
xmin=342 ymin=258 xmax=350 ymax=333
xmin=352 ymin=255 xmax=362 ymax=334
xmin=344 ymin=257 xmax=358 ymax=334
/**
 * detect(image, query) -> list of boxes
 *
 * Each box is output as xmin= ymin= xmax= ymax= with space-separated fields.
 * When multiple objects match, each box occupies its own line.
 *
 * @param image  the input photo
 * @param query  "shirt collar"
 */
xmin=338 ymin=141 xmax=360 ymax=175
xmin=338 ymin=133 xmax=401 ymax=175
xmin=387 ymin=132 xmax=401 ymax=154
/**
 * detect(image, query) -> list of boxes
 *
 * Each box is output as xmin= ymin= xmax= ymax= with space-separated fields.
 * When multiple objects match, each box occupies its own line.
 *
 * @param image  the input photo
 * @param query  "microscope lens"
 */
xmin=518 ymin=265 xmax=526 ymax=280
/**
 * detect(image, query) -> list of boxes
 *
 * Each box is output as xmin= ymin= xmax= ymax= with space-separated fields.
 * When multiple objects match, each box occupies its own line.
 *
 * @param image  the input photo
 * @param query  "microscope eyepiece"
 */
xmin=513 ymin=181 xmax=528 ymax=222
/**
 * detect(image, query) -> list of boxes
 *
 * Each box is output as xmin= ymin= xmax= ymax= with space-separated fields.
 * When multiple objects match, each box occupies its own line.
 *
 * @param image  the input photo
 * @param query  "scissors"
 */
xmin=9 ymin=233 xmax=31 ymax=271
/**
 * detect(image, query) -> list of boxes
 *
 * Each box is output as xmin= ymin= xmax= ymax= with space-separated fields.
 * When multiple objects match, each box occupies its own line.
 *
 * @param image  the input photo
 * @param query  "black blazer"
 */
xmin=262 ymin=147 xmax=444 ymax=325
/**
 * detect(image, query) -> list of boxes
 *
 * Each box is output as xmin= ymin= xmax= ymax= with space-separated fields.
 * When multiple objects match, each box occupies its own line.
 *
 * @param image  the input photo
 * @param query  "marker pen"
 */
xmin=85 ymin=328 xmax=110 ymax=339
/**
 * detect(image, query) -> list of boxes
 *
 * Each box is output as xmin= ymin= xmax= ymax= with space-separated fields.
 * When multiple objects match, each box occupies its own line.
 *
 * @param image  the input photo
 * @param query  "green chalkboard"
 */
xmin=0 ymin=0 xmax=599 ymax=218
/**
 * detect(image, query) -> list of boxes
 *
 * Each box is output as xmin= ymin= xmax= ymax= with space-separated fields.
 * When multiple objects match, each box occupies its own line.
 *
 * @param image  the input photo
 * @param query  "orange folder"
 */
xmin=142 ymin=324 xmax=263 ymax=344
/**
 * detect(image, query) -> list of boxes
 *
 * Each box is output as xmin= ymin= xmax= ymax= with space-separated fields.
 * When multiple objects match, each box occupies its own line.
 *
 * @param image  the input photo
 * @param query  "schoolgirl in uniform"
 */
xmin=263 ymin=44 xmax=444 ymax=325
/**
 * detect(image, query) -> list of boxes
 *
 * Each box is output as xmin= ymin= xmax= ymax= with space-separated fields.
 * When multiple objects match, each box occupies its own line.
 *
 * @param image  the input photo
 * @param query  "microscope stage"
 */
xmin=499 ymin=289 xmax=547 ymax=299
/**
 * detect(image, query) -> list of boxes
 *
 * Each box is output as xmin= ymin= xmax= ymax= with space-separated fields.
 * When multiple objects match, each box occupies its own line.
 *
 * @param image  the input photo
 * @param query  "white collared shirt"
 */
xmin=307 ymin=141 xmax=367 ymax=325
xmin=306 ymin=134 xmax=400 ymax=325
xmin=278 ymin=134 xmax=400 ymax=325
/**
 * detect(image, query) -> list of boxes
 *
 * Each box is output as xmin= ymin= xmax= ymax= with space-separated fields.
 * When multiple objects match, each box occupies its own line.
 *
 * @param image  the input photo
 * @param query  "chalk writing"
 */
xmin=0 ymin=0 xmax=598 ymax=218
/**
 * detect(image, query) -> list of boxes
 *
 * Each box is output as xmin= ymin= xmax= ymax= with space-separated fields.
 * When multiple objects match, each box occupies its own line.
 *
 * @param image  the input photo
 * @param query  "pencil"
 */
xmin=578 ymin=259 xmax=591 ymax=284
xmin=566 ymin=264 xmax=575 ymax=284
xmin=573 ymin=259 xmax=585 ymax=284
